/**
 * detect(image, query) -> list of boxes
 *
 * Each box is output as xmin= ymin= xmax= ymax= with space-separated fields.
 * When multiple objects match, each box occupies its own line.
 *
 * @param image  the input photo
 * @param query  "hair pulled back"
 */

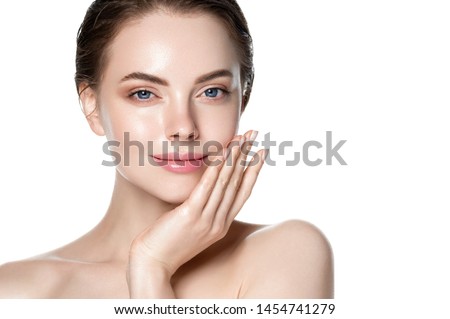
xmin=75 ymin=0 xmax=254 ymax=107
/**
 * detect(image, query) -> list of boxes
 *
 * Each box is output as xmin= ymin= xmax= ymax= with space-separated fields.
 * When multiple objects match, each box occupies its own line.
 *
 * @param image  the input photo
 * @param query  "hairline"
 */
xmin=92 ymin=7 xmax=243 ymax=95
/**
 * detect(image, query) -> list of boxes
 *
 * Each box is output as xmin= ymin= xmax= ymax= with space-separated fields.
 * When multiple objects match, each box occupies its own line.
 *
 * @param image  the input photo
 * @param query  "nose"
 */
xmin=164 ymin=105 xmax=199 ymax=141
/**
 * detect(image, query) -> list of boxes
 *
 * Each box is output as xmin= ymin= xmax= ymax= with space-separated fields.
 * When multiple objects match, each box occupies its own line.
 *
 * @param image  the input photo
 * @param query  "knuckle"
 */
xmin=201 ymin=179 xmax=215 ymax=192
xmin=196 ymin=219 xmax=212 ymax=235
xmin=176 ymin=207 xmax=195 ymax=222
xmin=218 ymin=176 xmax=229 ymax=188
xmin=238 ymin=157 xmax=247 ymax=168
xmin=231 ymin=146 xmax=241 ymax=162
xmin=241 ymin=187 xmax=253 ymax=201
xmin=176 ymin=205 xmax=189 ymax=217
xmin=197 ymin=182 xmax=207 ymax=193
xmin=185 ymin=212 xmax=197 ymax=225
xmin=210 ymin=224 xmax=226 ymax=238
xmin=176 ymin=206 xmax=197 ymax=225
xmin=231 ymin=177 xmax=240 ymax=190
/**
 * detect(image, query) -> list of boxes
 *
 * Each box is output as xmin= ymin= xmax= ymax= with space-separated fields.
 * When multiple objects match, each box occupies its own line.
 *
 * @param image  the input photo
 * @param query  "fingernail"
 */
xmin=249 ymin=130 xmax=258 ymax=142
xmin=264 ymin=149 xmax=269 ymax=160
xmin=239 ymin=134 xmax=246 ymax=147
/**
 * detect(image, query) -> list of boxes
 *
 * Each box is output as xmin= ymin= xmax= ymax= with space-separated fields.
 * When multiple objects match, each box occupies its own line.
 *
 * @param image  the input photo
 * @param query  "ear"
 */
xmin=78 ymin=84 xmax=105 ymax=136
xmin=240 ymin=85 xmax=249 ymax=115
xmin=240 ymin=96 xmax=246 ymax=115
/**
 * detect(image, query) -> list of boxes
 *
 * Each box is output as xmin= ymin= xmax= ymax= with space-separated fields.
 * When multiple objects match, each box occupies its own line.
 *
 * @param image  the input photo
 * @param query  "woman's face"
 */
xmin=89 ymin=12 xmax=243 ymax=203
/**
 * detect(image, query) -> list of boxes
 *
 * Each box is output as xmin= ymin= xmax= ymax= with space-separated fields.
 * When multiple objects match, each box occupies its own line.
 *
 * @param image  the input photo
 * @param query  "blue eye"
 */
xmin=204 ymin=88 xmax=222 ymax=98
xmin=133 ymin=90 xmax=153 ymax=100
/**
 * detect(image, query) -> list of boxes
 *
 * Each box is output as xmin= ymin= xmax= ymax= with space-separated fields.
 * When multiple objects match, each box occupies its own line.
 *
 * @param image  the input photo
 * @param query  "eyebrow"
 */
xmin=195 ymin=69 xmax=233 ymax=84
xmin=120 ymin=72 xmax=169 ymax=86
xmin=120 ymin=69 xmax=233 ymax=86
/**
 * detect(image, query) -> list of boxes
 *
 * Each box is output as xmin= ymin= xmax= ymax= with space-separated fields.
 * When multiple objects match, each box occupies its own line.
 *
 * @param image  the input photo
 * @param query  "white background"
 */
xmin=0 ymin=0 xmax=449 ymax=317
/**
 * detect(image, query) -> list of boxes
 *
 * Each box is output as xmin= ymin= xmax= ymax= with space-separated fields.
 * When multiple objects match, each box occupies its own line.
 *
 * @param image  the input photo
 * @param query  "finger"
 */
xmin=225 ymin=148 xmax=266 ymax=226
xmin=212 ymin=130 xmax=257 ymax=225
xmin=183 ymin=153 xmax=225 ymax=213
xmin=200 ymin=135 xmax=242 ymax=220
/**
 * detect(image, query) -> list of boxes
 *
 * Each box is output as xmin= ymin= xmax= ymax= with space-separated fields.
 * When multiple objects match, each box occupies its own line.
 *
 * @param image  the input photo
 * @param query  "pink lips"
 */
xmin=150 ymin=153 xmax=206 ymax=173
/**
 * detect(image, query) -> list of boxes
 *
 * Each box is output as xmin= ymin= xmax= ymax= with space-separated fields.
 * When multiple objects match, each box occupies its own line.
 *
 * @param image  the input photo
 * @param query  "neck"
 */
xmin=82 ymin=170 xmax=178 ymax=263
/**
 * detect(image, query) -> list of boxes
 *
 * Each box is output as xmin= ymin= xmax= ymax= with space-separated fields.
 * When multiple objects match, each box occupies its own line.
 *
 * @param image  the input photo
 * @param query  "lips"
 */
xmin=150 ymin=153 xmax=207 ymax=173
xmin=151 ymin=153 xmax=207 ymax=161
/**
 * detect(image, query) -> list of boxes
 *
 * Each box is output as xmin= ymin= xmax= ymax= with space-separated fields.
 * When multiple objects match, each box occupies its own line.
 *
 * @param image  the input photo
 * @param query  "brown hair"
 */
xmin=75 ymin=0 xmax=254 ymax=108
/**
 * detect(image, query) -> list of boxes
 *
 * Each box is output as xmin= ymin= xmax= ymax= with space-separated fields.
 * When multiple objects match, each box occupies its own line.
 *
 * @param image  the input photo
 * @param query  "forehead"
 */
xmin=103 ymin=11 xmax=240 ymax=82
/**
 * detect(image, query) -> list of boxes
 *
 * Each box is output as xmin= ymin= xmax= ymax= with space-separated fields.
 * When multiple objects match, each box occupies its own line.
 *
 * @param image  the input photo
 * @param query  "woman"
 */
xmin=0 ymin=0 xmax=333 ymax=298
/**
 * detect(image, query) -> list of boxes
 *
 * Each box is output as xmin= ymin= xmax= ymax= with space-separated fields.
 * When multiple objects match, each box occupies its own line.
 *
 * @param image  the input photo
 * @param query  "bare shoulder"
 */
xmin=233 ymin=219 xmax=334 ymax=298
xmin=0 ymin=256 xmax=68 ymax=298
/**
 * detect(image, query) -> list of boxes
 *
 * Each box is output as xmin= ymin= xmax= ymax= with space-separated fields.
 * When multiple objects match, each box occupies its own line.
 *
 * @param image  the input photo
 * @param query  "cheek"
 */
xmin=99 ymin=102 xmax=165 ymax=172
xmin=100 ymin=102 xmax=162 ymax=145
xmin=96 ymin=96 xmax=241 ymax=204
xmin=195 ymin=102 xmax=241 ymax=146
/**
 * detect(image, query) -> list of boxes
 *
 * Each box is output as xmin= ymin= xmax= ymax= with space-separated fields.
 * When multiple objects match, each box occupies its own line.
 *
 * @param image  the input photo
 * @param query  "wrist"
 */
xmin=127 ymin=257 xmax=175 ymax=298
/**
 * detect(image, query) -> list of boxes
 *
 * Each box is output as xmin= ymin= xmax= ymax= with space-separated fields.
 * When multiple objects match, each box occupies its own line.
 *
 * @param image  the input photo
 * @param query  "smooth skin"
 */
xmin=0 ymin=12 xmax=333 ymax=298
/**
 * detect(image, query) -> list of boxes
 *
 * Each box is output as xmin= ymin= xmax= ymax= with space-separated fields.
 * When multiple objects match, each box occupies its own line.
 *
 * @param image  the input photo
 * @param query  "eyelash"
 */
xmin=201 ymin=87 xmax=229 ymax=99
xmin=127 ymin=87 xmax=230 ymax=103
xmin=128 ymin=89 xmax=155 ymax=102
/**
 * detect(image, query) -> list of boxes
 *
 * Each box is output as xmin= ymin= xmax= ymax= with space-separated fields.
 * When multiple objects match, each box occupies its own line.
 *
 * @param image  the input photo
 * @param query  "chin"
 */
xmin=117 ymin=163 xmax=205 ymax=205
xmin=136 ymin=173 xmax=201 ymax=204
xmin=154 ymin=175 xmax=199 ymax=204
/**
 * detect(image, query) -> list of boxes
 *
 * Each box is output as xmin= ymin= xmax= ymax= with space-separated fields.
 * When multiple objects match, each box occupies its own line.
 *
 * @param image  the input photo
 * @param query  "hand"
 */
xmin=127 ymin=130 xmax=266 ymax=298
